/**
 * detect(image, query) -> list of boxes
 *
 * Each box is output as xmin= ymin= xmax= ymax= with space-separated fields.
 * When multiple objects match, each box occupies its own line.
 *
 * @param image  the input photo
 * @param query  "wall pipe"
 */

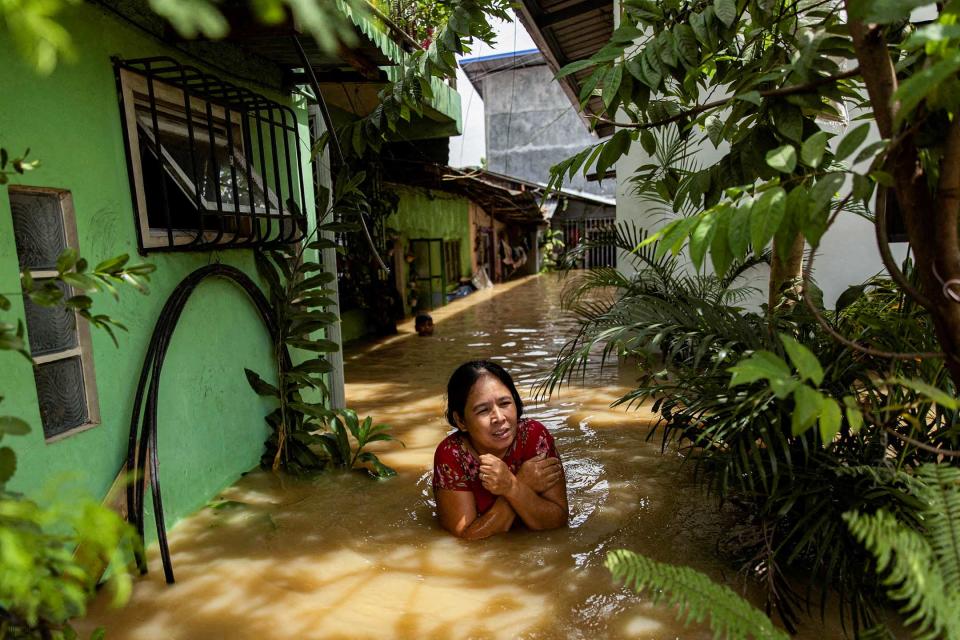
xmin=126 ymin=263 xmax=288 ymax=583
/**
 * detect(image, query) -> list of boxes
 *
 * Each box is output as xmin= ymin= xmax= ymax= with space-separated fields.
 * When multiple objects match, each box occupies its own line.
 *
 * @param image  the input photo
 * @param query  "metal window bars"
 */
xmin=114 ymin=56 xmax=309 ymax=252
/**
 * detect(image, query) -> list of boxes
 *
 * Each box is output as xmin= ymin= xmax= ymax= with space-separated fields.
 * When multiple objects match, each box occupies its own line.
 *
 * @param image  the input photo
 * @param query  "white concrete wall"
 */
xmin=611 ymin=3 xmax=908 ymax=307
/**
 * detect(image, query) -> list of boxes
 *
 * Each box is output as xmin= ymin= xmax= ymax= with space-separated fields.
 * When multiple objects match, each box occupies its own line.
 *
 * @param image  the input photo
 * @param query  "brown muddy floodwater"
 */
xmin=81 ymin=273 xmax=845 ymax=639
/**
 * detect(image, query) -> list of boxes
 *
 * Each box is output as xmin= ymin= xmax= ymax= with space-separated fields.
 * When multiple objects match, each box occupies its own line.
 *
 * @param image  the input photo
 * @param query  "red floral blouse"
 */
xmin=432 ymin=418 xmax=561 ymax=514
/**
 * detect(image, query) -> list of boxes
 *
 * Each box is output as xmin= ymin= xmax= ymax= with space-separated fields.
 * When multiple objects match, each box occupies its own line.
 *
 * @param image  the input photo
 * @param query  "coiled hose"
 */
xmin=125 ymin=263 xmax=289 ymax=584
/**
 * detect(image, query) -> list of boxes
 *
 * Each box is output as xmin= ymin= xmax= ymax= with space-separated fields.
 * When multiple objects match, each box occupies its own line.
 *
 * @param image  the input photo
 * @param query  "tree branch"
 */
xmin=845 ymin=16 xmax=897 ymax=137
xmin=934 ymin=118 xmax=960 ymax=283
xmin=593 ymin=68 xmax=860 ymax=130
xmin=801 ymin=247 xmax=944 ymax=360
xmin=883 ymin=426 xmax=960 ymax=458
xmin=874 ymin=186 xmax=935 ymax=309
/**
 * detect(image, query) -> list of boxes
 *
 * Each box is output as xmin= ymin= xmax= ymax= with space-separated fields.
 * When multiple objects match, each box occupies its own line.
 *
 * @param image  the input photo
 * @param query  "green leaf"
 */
xmin=843 ymin=397 xmax=864 ymax=433
xmin=728 ymin=195 xmax=753 ymax=258
xmin=357 ymin=451 xmax=397 ymax=479
xmin=595 ymin=129 xmax=632 ymax=178
xmin=772 ymin=103 xmax=803 ymax=142
xmin=894 ymin=51 xmax=960 ymax=126
xmin=818 ymin=398 xmax=842 ymax=443
xmin=894 ymin=377 xmax=958 ymax=409
xmin=655 ymin=31 xmax=677 ymax=68
xmin=60 ymin=272 xmax=99 ymax=291
xmin=735 ymin=91 xmax=762 ymax=106
xmin=713 ymin=0 xmax=737 ymax=27
xmin=835 ymin=123 xmax=870 ymax=163
xmin=288 ymin=338 xmax=341 ymax=353
xmin=766 ymin=145 xmax=797 ymax=173
xmin=0 ymin=446 xmax=16 ymax=484
xmin=56 ymin=248 xmax=79 ymax=273
xmin=689 ymin=11 xmax=711 ymax=45
xmin=93 ymin=254 xmax=130 ymax=274
xmin=673 ymin=24 xmax=698 ymax=67
xmin=602 ymin=64 xmax=624 ymax=111
xmin=711 ymin=207 xmax=733 ymax=277
xmin=835 ymin=285 xmax=866 ymax=313
xmin=650 ymin=217 xmax=698 ymax=259
xmin=750 ymin=186 xmax=787 ymax=254
xmin=556 ymin=59 xmax=597 ymax=78
xmin=729 ymin=351 xmax=791 ymax=387
xmin=689 ymin=211 xmax=717 ymax=270
xmin=800 ymin=131 xmax=829 ymax=168
xmin=779 ymin=335 xmax=824 ymax=385
xmin=307 ymin=238 xmax=337 ymax=251
xmin=244 ymin=368 xmax=279 ymax=397
xmin=640 ymin=130 xmax=656 ymax=155
xmin=0 ymin=416 xmax=31 ymax=437
xmin=605 ymin=549 xmax=791 ymax=640
xmin=791 ymin=386 xmax=824 ymax=436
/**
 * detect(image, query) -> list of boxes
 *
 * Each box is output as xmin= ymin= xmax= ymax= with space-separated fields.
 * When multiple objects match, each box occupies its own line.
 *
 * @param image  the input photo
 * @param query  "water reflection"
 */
xmin=80 ymin=274 xmax=842 ymax=639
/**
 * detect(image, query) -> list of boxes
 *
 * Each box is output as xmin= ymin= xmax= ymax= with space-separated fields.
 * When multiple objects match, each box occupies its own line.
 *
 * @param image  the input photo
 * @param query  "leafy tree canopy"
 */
xmin=551 ymin=0 xmax=960 ymax=384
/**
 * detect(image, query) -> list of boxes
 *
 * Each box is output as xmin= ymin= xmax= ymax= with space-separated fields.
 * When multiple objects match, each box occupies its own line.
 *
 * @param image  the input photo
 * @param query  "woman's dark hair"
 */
xmin=445 ymin=360 xmax=524 ymax=428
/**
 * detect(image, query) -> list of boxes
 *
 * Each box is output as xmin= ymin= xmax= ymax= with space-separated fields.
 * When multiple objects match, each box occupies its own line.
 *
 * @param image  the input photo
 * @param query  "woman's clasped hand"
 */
xmin=432 ymin=360 xmax=569 ymax=539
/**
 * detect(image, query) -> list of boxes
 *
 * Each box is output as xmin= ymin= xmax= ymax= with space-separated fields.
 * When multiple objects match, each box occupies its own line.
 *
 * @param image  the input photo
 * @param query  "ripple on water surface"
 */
xmin=80 ymin=274 xmax=846 ymax=639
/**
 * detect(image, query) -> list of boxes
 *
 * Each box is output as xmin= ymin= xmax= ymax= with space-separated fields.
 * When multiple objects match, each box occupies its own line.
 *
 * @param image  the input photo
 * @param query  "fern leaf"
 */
xmin=915 ymin=464 xmax=960 ymax=589
xmin=605 ymin=549 xmax=790 ymax=640
xmin=843 ymin=508 xmax=960 ymax=639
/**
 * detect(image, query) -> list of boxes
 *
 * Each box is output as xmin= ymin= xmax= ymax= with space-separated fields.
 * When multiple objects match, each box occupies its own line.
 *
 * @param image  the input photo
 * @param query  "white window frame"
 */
xmin=9 ymin=186 xmax=100 ymax=442
xmin=118 ymin=69 xmax=287 ymax=248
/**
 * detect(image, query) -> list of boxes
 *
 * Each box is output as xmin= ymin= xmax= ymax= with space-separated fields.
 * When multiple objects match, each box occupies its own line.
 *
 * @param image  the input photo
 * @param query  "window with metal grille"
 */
xmin=115 ymin=57 xmax=308 ymax=252
xmin=443 ymin=239 xmax=460 ymax=286
xmin=8 ymin=187 xmax=100 ymax=441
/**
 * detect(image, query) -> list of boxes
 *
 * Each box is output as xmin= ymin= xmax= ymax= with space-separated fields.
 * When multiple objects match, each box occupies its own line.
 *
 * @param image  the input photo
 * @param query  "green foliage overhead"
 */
xmin=606 ymin=549 xmax=789 ymax=640
xmin=340 ymin=0 xmax=513 ymax=157
xmin=0 ymin=0 xmax=368 ymax=74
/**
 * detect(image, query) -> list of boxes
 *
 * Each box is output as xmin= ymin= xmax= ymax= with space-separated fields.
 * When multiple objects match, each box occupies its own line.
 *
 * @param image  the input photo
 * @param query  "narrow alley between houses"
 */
xmin=79 ymin=274 xmax=845 ymax=639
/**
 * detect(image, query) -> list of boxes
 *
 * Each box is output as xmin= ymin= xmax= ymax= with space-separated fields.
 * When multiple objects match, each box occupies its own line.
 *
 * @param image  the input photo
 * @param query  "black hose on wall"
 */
xmin=125 ymin=263 xmax=288 ymax=584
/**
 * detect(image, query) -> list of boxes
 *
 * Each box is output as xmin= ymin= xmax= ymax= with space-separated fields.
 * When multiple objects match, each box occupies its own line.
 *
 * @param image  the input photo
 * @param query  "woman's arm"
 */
xmin=436 ymin=489 xmax=516 ymax=539
xmin=480 ymin=454 xmax=568 ymax=531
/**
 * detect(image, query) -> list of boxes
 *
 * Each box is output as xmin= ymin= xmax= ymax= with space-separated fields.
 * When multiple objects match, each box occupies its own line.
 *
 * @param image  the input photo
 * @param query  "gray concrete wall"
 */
xmin=482 ymin=65 xmax=614 ymax=196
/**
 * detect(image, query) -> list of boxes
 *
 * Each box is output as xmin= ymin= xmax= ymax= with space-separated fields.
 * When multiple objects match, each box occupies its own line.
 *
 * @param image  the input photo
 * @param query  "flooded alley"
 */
xmin=80 ymin=274 xmax=842 ymax=639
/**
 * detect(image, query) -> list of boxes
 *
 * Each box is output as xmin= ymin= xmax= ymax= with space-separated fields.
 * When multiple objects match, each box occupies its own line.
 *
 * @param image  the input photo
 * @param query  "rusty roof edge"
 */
xmin=513 ymin=0 xmax=606 ymax=139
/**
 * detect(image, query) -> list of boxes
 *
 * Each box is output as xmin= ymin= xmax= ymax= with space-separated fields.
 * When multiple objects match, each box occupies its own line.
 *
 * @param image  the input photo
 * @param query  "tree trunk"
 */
xmin=848 ymin=12 xmax=960 ymax=387
xmin=768 ymin=233 xmax=805 ymax=311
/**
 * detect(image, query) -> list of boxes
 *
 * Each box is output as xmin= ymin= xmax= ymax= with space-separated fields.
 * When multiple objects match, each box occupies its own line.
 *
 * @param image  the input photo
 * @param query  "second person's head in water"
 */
xmin=445 ymin=360 xmax=523 ymax=456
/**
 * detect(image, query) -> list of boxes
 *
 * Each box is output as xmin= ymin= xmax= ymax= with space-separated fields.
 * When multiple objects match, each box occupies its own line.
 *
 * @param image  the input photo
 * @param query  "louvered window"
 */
xmin=8 ymin=187 xmax=100 ymax=441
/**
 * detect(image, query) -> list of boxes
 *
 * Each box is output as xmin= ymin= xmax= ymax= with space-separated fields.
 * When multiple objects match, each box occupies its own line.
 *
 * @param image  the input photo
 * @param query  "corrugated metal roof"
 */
xmin=514 ymin=0 xmax=614 ymax=138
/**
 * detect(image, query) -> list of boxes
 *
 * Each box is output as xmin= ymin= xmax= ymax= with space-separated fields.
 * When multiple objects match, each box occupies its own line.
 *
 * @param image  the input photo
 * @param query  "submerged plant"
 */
xmin=247 ymin=168 xmax=401 ymax=478
xmin=317 ymin=408 xmax=401 ymax=479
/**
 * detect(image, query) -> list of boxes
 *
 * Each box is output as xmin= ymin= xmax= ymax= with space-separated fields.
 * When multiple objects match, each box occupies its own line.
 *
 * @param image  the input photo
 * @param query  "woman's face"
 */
xmin=455 ymin=373 xmax=518 ymax=457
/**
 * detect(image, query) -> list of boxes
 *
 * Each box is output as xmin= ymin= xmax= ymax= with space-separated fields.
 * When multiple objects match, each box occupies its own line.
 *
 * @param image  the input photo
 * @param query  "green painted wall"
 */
xmin=388 ymin=185 xmax=471 ymax=319
xmin=387 ymin=185 xmax=471 ymax=278
xmin=0 ymin=3 xmax=317 ymax=537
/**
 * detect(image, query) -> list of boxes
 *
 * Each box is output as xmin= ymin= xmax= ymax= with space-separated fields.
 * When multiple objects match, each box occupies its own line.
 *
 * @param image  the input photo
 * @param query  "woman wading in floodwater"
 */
xmin=433 ymin=360 xmax=568 ymax=538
